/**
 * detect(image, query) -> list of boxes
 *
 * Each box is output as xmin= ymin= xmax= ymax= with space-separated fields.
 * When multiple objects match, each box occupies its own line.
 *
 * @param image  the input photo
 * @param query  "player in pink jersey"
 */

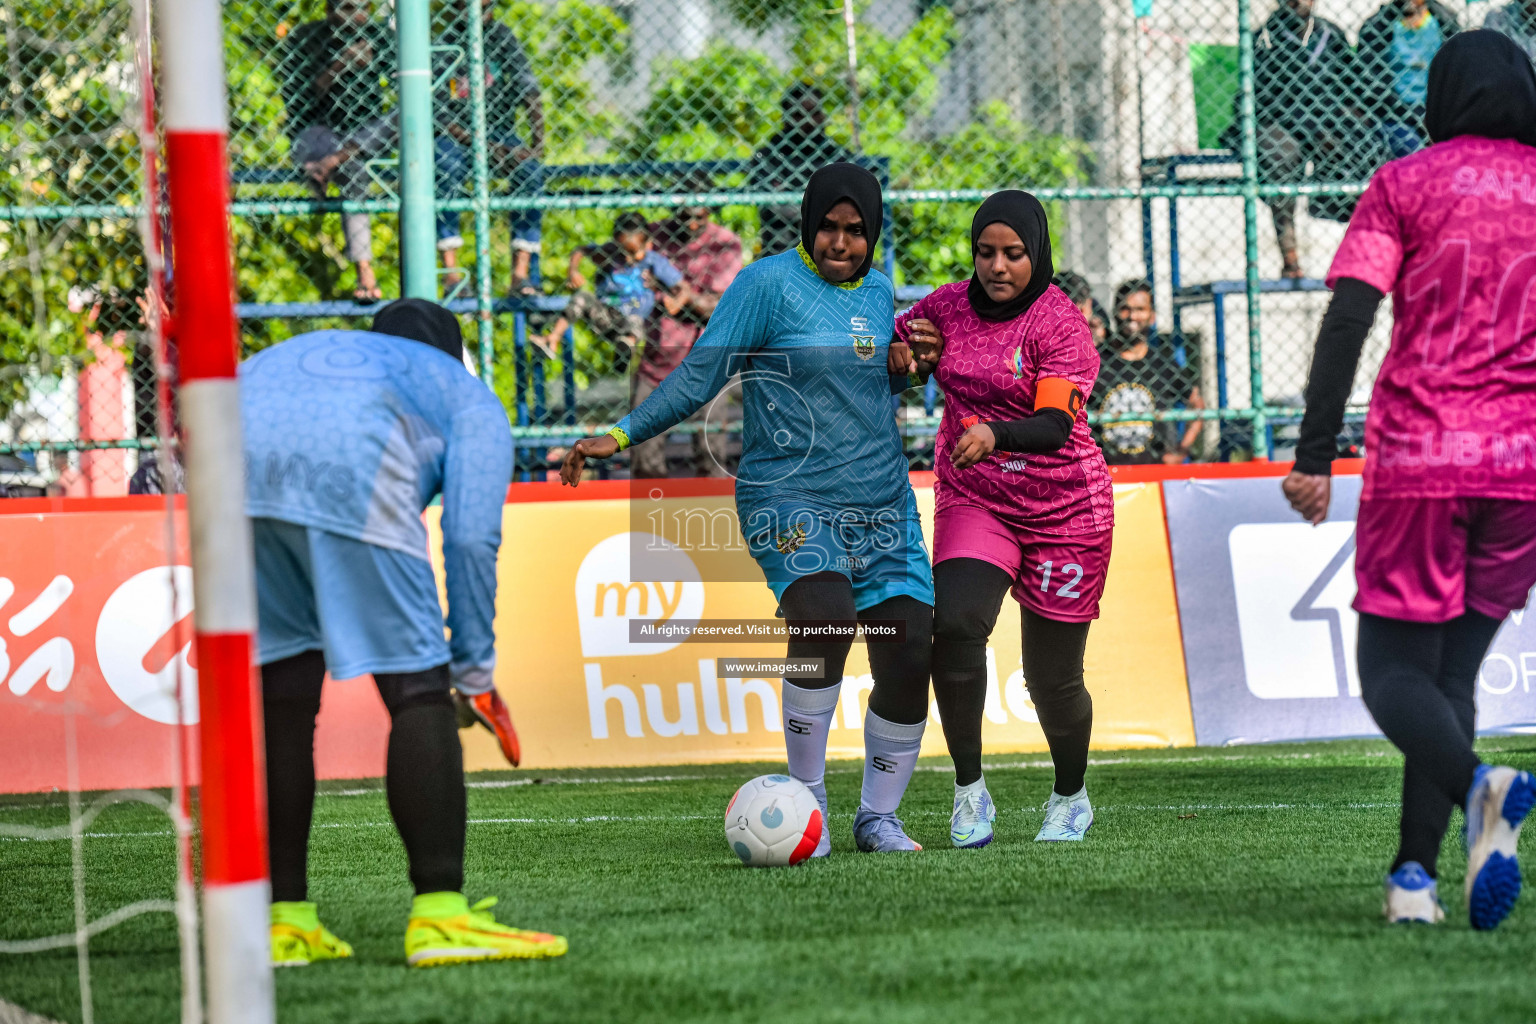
xmin=893 ymin=191 xmax=1114 ymax=848
xmin=1285 ymin=30 xmax=1536 ymax=930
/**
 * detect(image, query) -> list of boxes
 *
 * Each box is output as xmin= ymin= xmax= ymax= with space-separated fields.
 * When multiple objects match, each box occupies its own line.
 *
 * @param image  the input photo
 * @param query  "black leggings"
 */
xmin=779 ymin=571 xmax=932 ymax=725
xmin=1358 ymin=611 xmax=1501 ymax=876
xmin=932 ymin=558 xmax=1093 ymax=791
xmin=262 ymin=650 xmax=467 ymax=900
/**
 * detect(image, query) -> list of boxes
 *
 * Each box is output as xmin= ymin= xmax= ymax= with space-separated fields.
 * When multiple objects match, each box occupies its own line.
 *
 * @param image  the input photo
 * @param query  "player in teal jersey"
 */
xmin=561 ymin=164 xmax=936 ymax=854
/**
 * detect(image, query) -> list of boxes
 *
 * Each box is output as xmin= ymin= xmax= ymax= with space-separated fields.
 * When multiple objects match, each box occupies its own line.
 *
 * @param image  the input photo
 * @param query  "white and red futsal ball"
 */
xmin=724 ymin=774 xmax=823 ymax=867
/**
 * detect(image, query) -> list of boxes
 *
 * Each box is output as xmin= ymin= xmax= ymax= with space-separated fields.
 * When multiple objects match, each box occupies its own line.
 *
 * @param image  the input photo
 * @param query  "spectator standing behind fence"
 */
xmin=1052 ymin=271 xmax=1108 ymax=346
xmin=626 ymin=201 xmax=745 ymax=478
xmin=282 ymin=0 xmax=396 ymax=302
xmin=1484 ymin=0 xmax=1536 ymax=63
xmin=1093 ymin=280 xmax=1204 ymax=466
xmin=128 ymin=453 xmax=184 ymax=496
xmin=1233 ymin=0 xmax=1360 ymax=280
xmin=433 ymin=0 xmax=545 ymax=294
xmin=1357 ymin=0 xmax=1458 ymax=159
xmin=746 ymin=84 xmax=852 ymax=258
xmin=532 ymin=212 xmax=690 ymax=373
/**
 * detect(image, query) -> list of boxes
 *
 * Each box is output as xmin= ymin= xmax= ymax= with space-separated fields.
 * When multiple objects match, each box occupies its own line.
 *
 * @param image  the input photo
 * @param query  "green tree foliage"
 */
xmin=3 ymin=0 xmax=1085 ymax=435
xmin=896 ymin=101 xmax=1088 ymax=283
xmin=498 ymin=5 xmax=1084 ymax=420
xmin=633 ymin=43 xmax=785 ymax=156
xmin=227 ymin=0 xmax=631 ymax=356
xmin=628 ymin=5 xmax=1086 ymax=285
xmin=1 ymin=2 xmax=141 ymax=423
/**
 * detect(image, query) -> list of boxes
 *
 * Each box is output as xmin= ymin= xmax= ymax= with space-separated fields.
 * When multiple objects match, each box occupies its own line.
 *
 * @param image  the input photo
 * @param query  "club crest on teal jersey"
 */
xmin=775 ymin=522 xmax=808 ymax=554
xmin=850 ymin=316 xmax=876 ymax=360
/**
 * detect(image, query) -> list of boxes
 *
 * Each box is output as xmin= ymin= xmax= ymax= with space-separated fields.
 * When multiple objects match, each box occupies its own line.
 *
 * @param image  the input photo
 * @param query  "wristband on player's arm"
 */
xmin=890 ymin=332 xmax=934 ymax=387
xmin=909 ymin=360 xmax=938 ymax=387
xmin=605 ymin=427 xmax=630 ymax=451
xmin=1294 ymin=277 xmax=1384 ymax=476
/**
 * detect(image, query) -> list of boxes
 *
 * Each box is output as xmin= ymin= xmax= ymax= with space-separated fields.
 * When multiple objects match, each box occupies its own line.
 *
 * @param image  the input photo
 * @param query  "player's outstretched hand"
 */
xmin=888 ymin=340 xmax=914 ymax=374
xmin=951 ymin=423 xmax=996 ymax=469
xmin=561 ymin=434 xmax=619 ymax=486
xmin=1282 ymin=470 xmax=1331 ymax=525
xmin=906 ymin=318 xmax=944 ymax=373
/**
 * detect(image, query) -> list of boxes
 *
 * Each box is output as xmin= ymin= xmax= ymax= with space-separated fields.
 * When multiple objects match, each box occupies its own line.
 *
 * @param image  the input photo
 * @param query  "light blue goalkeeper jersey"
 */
xmin=240 ymin=329 xmax=512 ymax=684
xmin=614 ymin=247 xmax=916 ymax=529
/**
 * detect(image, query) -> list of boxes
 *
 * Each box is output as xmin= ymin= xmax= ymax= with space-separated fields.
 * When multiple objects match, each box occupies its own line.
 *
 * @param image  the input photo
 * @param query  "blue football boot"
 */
xmin=951 ymin=779 xmax=997 ymax=849
xmin=1465 ymin=765 xmax=1536 ymax=931
xmin=1383 ymin=861 xmax=1444 ymax=924
xmin=853 ymin=808 xmax=922 ymax=852
xmin=1034 ymin=786 xmax=1093 ymax=842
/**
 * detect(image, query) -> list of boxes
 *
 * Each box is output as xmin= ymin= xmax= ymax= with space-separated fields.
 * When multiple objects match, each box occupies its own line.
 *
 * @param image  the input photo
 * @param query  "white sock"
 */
xmin=781 ymin=680 xmax=840 ymax=790
xmin=861 ymin=711 xmax=925 ymax=816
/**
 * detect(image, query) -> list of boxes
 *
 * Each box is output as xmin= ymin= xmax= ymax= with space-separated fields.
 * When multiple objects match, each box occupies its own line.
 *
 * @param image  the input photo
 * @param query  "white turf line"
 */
xmin=1 ymin=802 xmax=1402 ymax=843
xmin=301 ymin=749 xmax=1415 ymax=800
xmin=328 ymin=772 xmax=711 ymax=797
xmin=2 ymin=745 xmax=1527 ymax=812
xmin=5 ymin=744 xmax=1528 ymax=840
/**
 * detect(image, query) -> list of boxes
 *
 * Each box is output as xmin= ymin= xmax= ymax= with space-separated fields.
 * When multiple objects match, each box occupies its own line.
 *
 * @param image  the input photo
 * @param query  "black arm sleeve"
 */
xmin=1294 ymin=277 xmax=1384 ymax=475
xmin=985 ymin=408 xmax=1075 ymax=454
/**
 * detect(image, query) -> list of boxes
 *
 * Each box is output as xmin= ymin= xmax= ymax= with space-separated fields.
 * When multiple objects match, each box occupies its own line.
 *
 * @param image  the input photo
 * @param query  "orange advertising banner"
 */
xmin=0 ymin=501 xmax=389 ymax=794
xmin=0 ymin=480 xmax=1194 ymax=793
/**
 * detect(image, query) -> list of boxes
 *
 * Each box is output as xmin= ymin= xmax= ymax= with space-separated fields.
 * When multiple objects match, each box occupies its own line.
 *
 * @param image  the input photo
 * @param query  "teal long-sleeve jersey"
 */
xmin=613 ymin=247 xmax=917 ymax=525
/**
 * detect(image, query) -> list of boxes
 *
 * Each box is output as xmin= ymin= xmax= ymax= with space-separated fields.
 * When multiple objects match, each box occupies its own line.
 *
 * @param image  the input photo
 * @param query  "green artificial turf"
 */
xmin=5 ymin=740 xmax=1536 ymax=1024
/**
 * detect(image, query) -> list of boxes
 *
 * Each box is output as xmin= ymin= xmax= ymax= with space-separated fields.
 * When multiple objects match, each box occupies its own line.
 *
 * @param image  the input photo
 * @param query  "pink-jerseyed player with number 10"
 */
xmin=892 ymin=191 xmax=1114 ymax=850
xmin=1285 ymin=29 xmax=1536 ymax=931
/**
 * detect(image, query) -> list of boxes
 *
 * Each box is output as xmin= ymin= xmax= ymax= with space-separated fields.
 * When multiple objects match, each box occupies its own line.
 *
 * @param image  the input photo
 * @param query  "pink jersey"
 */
xmin=1327 ymin=136 xmax=1536 ymax=501
xmin=896 ymin=282 xmax=1114 ymax=535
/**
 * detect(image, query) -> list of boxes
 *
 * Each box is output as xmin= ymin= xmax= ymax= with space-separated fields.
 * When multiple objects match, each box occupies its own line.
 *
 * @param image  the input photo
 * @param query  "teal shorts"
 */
xmin=744 ymin=493 xmax=935 ymax=612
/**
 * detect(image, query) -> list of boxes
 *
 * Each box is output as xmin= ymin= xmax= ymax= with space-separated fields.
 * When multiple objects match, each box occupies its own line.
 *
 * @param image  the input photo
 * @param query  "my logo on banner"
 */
xmin=574 ymin=532 xmax=703 ymax=658
xmin=576 ymin=532 xmax=761 ymax=740
xmin=569 ymin=532 xmax=1043 ymax=742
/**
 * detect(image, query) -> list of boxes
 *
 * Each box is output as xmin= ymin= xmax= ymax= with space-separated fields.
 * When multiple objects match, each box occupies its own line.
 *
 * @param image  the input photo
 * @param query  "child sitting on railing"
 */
xmin=532 ymin=212 xmax=691 ymax=371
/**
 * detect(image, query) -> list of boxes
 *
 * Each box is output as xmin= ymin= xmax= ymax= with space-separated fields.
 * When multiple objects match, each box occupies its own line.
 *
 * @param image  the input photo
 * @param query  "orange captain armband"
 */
xmin=1034 ymin=377 xmax=1085 ymax=419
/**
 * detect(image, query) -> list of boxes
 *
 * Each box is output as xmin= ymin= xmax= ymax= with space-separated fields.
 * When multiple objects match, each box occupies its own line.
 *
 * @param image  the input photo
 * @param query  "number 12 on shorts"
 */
xmin=1037 ymin=560 xmax=1084 ymax=598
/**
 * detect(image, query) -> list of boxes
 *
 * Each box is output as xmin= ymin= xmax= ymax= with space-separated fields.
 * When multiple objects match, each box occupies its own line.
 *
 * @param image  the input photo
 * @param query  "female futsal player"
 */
xmin=893 ymin=191 xmax=1114 ymax=848
xmin=1285 ymin=30 xmax=1536 ymax=928
xmin=561 ymin=164 xmax=934 ymax=854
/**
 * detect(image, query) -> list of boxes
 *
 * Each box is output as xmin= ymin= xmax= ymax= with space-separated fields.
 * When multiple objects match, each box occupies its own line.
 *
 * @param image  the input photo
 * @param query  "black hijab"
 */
xmin=799 ymin=162 xmax=883 ymax=282
xmin=1425 ymin=30 xmax=1536 ymax=148
xmin=967 ymin=190 xmax=1054 ymax=322
xmin=372 ymin=298 xmax=464 ymax=362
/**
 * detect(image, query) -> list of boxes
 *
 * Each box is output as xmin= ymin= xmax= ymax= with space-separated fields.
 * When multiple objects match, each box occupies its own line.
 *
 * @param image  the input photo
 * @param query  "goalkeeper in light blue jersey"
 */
xmin=241 ymin=299 xmax=567 ymax=967
xmin=561 ymin=164 xmax=938 ymax=856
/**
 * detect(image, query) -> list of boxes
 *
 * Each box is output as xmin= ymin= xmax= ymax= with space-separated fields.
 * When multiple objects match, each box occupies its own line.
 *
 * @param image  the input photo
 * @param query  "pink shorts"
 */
xmin=1354 ymin=496 xmax=1536 ymax=623
xmin=933 ymin=503 xmax=1112 ymax=622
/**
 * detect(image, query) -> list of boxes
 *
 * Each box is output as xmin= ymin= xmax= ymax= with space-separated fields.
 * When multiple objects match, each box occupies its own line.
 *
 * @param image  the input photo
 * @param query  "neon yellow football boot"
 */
xmin=404 ymin=892 xmax=568 ymax=968
xmin=270 ymin=901 xmax=354 ymax=967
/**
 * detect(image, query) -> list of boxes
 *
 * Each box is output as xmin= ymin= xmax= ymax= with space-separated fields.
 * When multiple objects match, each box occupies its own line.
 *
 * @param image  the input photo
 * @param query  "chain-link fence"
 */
xmin=7 ymin=0 xmax=1504 ymax=487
